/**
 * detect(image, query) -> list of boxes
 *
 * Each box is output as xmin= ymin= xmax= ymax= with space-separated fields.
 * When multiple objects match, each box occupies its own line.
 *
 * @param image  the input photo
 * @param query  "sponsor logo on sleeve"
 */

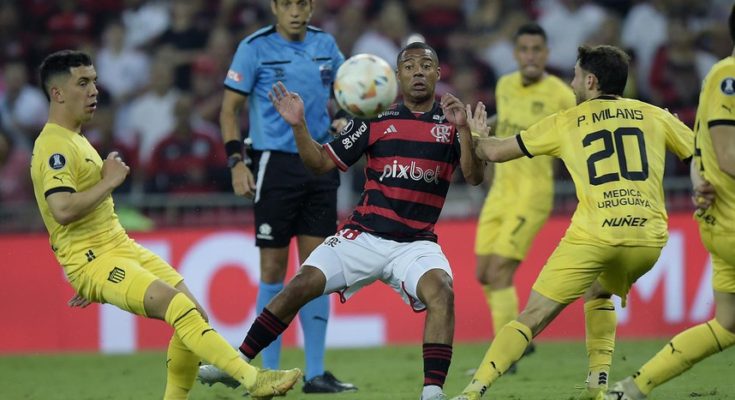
xmin=340 ymin=121 xmax=368 ymax=149
xmin=227 ymin=69 xmax=242 ymax=83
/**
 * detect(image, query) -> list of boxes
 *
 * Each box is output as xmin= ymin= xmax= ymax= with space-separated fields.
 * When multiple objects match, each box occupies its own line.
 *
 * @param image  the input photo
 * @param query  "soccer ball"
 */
xmin=334 ymin=54 xmax=398 ymax=119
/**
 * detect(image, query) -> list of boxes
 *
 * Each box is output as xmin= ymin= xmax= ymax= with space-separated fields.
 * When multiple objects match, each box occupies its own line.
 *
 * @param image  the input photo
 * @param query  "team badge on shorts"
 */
xmin=49 ymin=153 xmax=67 ymax=170
xmin=721 ymin=77 xmax=735 ymax=95
xmin=257 ymin=223 xmax=274 ymax=240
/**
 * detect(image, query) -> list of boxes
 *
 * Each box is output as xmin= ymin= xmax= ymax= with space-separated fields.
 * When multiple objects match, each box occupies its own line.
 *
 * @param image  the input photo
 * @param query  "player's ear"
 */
xmin=585 ymin=73 xmax=596 ymax=91
xmin=436 ymin=66 xmax=441 ymax=81
xmin=50 ymin=85 xmax=64 ymax=103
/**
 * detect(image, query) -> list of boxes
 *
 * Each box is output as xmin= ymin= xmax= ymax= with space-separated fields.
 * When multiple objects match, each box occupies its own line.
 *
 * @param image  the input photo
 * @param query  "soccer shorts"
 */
xmin=532 ymin=238 xmax=662 ymax=305
xmin=698 ymin=225 xmax=735 ymax=293
xmin=303 ymin=229 xmax=453 ymax=311
xmin=251 ymin=150 xmax=339 ymax=247
xmin=475 ymin=196 xmax=550 ymax=260
xmin=66 ymin=234 xmax=183 ymax=316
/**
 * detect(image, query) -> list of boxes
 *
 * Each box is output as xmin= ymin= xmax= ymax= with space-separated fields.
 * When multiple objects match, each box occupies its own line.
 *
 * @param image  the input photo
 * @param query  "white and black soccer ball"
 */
xmin=334 ymin=54 xmax=398 ymax=119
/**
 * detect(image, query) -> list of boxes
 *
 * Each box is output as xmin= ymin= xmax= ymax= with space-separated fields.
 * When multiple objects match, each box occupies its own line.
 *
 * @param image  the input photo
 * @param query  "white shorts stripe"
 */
xmin=254 ymin=151 xmax=271 ymax=203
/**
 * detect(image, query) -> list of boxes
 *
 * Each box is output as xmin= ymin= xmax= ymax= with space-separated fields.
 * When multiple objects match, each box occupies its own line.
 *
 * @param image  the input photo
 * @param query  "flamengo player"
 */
xmin=200 ymin=41 xmax=484 ymax=400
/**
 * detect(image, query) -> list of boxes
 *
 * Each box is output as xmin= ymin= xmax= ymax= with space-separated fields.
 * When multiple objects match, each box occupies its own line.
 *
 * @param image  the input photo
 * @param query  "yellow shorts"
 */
xmin=699 ymin=226 xmax=735 ymax=293
xmin=475 ymin=198 xmax=550 ymax=260
xmin=533 ymin=238 xmax=662 ymax=305
xmin=66 ymin=235 xmax=183 ymax=316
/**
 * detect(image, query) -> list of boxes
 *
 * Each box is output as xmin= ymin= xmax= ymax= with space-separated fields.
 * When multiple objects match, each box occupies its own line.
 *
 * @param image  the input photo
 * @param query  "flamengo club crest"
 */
xmin=431 ymin=124 xmax=451 ymax=143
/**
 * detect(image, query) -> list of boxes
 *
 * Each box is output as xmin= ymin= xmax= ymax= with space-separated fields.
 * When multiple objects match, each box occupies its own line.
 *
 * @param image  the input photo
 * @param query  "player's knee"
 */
xmin=583 ymin=281 xmax=612 ymax=302
xmin=420 ymin=271 xmax=454 ymax=312
xmin=482 ymin=257 xmax=518 ymax=288
xmin=144 ymin=280 xmax=180 ymax=320
xmin=282 ymin=266 xmax=325 ymax=304
xmin=716 ymin=314 xmax=735 ymax=334
xmin=197 ymin=306 xmax=209 ymax=323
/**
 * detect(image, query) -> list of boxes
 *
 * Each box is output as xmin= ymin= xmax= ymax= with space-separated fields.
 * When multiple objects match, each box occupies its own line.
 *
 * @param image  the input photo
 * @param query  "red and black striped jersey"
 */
xmin=324 ymin=102 xmax=461 ymax=242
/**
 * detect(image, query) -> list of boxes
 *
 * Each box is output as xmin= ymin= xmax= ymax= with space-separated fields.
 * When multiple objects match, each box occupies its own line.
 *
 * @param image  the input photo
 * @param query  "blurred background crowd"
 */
xmin=1 ymin=0 xmax=732 ymax=231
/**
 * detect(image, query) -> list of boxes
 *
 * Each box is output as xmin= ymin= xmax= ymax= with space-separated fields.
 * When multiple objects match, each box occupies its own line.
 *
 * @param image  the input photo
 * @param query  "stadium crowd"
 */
xmin=0 ymin=0 xmax=732 ymax=229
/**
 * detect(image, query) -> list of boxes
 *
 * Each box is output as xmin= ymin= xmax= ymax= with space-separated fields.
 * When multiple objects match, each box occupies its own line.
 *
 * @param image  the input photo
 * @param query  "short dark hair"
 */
xmin=38 ymin=50 xmax=93 ymax=101
xmin=396 ymin=41 xmax=438 ymax=67
xmin=514 ymin=22 xmax=546 ymax=43
xmin=577 ymin=45 xmax=629 ymax=96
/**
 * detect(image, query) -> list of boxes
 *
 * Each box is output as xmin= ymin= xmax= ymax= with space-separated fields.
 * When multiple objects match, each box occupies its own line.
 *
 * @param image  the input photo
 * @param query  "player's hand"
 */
xmin=692 ymin=180 xmax=716 ymax=209
xmin=466 ymin=102 xmax=491 ymax=137
xmin=231 ymin=162 xmax=256 ymax=199
xmin=269 ymin=81 xmax=305 ymax=126
xmin=68 ymin=293 xmax=92 ymax=308
xmin=101 ymin=151 xmax=130 ymax=188
xmin=440 ymin=93 xmax=468 ymax=128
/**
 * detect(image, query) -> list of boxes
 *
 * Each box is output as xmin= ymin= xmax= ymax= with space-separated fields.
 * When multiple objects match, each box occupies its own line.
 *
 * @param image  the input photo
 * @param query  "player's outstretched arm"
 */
xmin=269 ymin=81 xmax=336 ymax=174
xmin=442 ymin=94 xmax=483 ymax=185
xmin=46 ymin=152 xmax=129 ymax=225
xmin=474 ymin=135 xmax=524 ymax=163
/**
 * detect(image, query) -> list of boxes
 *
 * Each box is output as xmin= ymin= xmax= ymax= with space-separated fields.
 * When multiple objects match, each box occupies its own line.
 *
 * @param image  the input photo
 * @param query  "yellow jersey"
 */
xmin=518 ymin=96 xmax=694 ymax=246
xmin=31 ymin=123 xmax=126 ymax=273
xmin=492 ymin=72 xmax=576 ymax=210
xmin=693 ymin=57 xmax=735 ymax=232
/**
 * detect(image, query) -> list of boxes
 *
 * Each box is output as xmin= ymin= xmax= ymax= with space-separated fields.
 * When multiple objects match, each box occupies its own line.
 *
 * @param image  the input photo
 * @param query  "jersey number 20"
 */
xmin=583 ymin=127 xmax=649 ymax=186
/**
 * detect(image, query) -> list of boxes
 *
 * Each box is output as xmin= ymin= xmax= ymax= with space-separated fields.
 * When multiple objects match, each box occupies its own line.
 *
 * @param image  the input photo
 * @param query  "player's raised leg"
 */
xmin=144 ymin=279 xmax=302 ymax=397
xmin=198 ymin=264 xmax=327 ymax=388
xmin=456 ymin=290 xmax=563 ymax=399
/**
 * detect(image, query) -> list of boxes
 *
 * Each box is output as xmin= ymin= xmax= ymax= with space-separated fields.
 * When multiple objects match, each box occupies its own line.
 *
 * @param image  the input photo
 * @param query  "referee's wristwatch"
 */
xmin=227 ymin=154 xmax=244 ymax=169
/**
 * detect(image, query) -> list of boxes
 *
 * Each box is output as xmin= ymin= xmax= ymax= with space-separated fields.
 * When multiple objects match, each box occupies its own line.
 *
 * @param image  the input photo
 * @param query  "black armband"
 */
xmin=225 ymin=140 xmax=243 ymax=157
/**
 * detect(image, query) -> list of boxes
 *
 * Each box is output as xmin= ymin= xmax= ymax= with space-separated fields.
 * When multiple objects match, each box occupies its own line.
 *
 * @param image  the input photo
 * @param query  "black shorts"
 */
xmin=251 ymin=150 xmax=340 ymax=247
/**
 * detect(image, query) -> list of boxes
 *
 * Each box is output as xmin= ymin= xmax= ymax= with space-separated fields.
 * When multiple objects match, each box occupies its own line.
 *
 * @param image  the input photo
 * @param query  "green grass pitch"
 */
xmin=2 ymin=340 xmax=733 ymax=399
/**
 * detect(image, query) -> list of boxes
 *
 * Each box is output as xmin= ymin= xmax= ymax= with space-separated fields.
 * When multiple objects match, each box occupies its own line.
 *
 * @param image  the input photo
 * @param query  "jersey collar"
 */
xmin=396 ymin=101 xmax=442 ymax=121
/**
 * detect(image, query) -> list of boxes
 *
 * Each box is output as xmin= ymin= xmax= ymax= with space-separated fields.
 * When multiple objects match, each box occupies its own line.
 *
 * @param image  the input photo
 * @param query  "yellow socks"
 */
xmin=465 ymin=320 xmax=532 ymax=394
xmin=634 ymin=319 xmax=735 ymax=395
xmin=164 ymin=292 xmax=257 ymax=389
xmin=163 ymin=334 xmax=200 ymax=400
xmin=584 ymin=298 xmax=616 ymax=389
xmin=484 ymin=286 xmax=519 ymax=336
